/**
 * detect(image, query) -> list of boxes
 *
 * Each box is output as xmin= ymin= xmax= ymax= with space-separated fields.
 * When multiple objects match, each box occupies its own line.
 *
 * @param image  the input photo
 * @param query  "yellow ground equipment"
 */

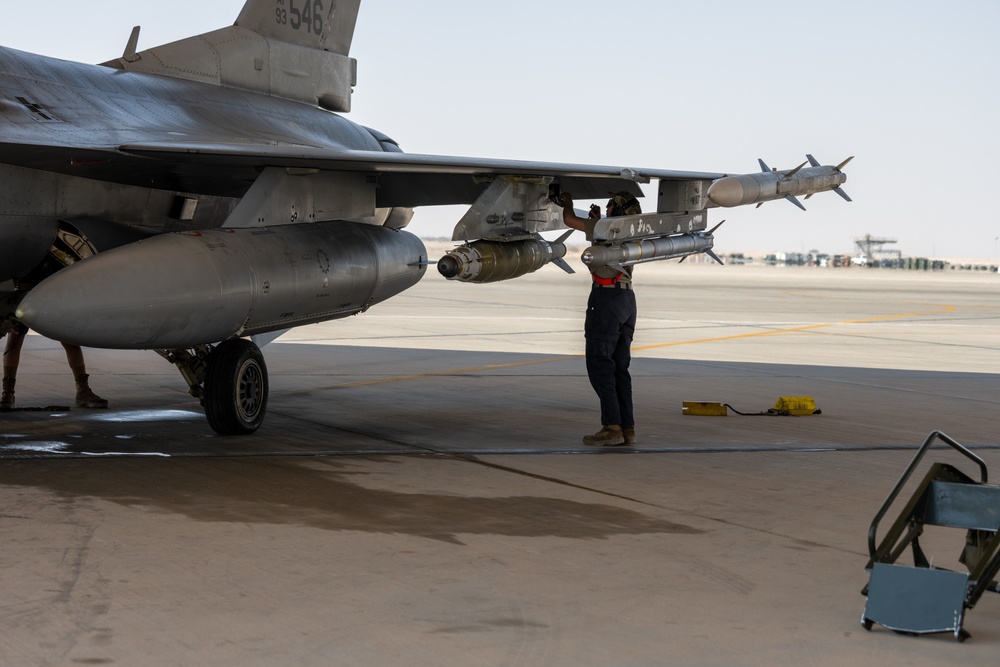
xmin=770 ymin=396 xmax=820 ymax=415
xmin=682 ymin=396 xmax=821 ymax=416
xmin=682 ymin=401 xmax=729 ymax=416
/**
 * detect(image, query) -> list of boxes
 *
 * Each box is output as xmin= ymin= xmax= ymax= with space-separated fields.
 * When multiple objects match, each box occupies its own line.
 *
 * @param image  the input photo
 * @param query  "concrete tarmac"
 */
xmin=1 ymin=261 xmax=999 ymax=666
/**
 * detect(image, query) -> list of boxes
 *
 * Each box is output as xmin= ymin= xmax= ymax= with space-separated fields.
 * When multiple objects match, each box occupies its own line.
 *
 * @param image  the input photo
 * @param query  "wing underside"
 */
xmin=119 ymin=142 xmax=726 ymax=207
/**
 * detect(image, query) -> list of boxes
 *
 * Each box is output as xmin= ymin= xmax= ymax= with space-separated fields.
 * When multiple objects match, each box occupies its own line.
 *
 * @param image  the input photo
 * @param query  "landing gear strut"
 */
xmin=158 ymin=339 xmax=269 ymax=435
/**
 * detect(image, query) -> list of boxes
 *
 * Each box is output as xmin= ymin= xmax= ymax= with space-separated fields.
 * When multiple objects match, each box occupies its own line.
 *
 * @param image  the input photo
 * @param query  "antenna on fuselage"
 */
xmin=123 ymin=26 xmax=142 ymax=63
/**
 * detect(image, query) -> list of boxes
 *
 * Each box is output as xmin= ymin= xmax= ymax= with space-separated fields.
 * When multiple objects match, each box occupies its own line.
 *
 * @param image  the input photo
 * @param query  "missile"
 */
xmin=707 ymin=155 xmax=853 ymax=210
xmin=438 ymin=233 xmax=574 ymax=283
xmin=16 ymin=221 xmax=427 ymax=349
xmin=582 ymin=228 xmax=722 ymax=269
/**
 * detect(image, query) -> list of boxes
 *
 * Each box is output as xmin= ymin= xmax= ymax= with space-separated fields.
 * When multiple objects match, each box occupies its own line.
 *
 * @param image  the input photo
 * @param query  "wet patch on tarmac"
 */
xmin=0 ymin=457 xmax=700 ymax=544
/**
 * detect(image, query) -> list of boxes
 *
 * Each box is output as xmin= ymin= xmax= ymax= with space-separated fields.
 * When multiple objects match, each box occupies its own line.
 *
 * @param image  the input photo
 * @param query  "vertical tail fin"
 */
xmin=236 ymin=0 xmax=362 ymax=56
xmin=106 ymin=0 xmax=363 ymax=112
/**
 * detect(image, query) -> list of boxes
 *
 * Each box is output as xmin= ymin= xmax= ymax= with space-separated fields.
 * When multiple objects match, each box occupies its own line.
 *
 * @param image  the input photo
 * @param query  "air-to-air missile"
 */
xmin=437 ymin=232 xmax=574 ymax=283
xmin=578 ymin=209 xmax=725 ymax=268
xmin=582 ymin=224 xmax=723 ymax=269
xmin=16 ymin=221 xmax=427 ymax=349
xmin=707 ymin=155 xmax=853 ymax=211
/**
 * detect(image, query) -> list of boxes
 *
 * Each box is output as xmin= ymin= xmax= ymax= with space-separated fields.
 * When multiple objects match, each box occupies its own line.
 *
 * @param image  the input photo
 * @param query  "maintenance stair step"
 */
xmin=925 ymin=480 xmax=1000 ymax=531
xmin=862 ymin=431 xmax=1000 ymax=641
xmin=864 ymin=564 xmax=971 ymax=641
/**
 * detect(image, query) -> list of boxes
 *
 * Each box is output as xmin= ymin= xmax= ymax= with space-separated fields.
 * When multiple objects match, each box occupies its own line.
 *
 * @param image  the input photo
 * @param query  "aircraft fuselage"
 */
xmin=0 ymin=45 xmax=383 ymax=194
xmin=0 ymin=45 xmax=399 ymax=285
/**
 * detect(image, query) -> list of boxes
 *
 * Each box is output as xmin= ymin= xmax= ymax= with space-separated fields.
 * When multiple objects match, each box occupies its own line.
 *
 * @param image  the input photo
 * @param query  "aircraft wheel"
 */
xmin=204 ymin=339 xmax=268 ymax=435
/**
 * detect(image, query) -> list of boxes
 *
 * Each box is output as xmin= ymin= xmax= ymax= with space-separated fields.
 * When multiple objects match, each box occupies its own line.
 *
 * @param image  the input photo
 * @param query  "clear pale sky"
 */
xmin=2 ymin=1 xmax=998 ymax=260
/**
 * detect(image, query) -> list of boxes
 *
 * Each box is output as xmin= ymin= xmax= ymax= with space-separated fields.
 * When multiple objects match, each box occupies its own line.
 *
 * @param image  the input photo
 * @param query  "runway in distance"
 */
xmin=0 ymin=0 xmax=851 ymax=435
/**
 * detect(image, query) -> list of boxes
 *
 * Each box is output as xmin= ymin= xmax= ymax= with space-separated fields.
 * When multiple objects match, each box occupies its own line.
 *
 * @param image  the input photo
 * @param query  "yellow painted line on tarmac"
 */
xmin=634 ymin=304 xmax=956 ymax=352
xmin=284 ymin=303 xmax=957 ymax=393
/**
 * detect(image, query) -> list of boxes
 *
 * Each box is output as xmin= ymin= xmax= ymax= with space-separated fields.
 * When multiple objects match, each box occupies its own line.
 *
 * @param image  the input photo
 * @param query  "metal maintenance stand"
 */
xmin=862 ymin=431 xmax=1000 ymax=641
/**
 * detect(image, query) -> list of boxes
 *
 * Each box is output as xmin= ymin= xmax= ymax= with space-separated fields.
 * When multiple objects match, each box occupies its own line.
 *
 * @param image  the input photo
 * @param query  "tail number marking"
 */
xmin=275 ymin=0 xmax=324 ymax=35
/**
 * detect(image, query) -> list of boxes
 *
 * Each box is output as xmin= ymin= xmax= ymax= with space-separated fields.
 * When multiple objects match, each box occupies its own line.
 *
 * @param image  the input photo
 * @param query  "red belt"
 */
xmin=592 ymin=273 xmax=623 ymax=286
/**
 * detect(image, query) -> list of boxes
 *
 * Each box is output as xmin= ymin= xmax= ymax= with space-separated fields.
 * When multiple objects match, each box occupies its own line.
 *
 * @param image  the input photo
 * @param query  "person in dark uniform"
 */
xmin=559 ymin=191 xmax=642 ymax=446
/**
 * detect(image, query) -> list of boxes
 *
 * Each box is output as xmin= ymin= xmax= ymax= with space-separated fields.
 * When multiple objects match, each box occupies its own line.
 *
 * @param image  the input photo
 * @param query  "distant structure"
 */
xmin=854 ymin=235 xmax=901 ymax=266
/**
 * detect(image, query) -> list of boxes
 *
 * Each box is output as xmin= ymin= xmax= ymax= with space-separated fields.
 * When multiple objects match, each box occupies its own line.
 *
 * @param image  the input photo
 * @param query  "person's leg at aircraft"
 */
xmin=63 ymin=343 xmax=108 ymax=409
xmin=0 ymin=324 xmax=27 ymax=411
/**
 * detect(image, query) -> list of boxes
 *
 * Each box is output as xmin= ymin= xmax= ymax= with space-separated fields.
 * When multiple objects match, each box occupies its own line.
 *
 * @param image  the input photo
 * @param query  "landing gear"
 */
xmin=204 ymin=339 xmax=268 ymax=435
xmin=158 ymin=339 xmax=269 ymax=435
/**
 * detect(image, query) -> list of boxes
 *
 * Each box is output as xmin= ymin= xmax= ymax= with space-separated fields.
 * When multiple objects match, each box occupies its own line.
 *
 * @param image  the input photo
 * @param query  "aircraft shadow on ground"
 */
xmin=1 ymin=343 xmax=997 ymax=456
xmin=1 ymin=344 xmax=995 ymax=541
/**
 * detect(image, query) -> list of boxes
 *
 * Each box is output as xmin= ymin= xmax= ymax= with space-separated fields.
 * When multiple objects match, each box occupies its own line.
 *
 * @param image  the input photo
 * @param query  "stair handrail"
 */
xmin=868 ymin=431 xmax=988 ymax=559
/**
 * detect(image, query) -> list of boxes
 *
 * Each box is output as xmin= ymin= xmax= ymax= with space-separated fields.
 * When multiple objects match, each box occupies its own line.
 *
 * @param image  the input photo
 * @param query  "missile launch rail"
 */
xmin=591 ymin=210 xmax=707 ymax=243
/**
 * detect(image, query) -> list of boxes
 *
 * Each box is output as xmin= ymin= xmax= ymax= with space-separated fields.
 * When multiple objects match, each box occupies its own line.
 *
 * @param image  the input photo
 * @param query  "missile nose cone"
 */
xmin=437 ymin=254 xmax=461 ymax=279
xmin=707 ymin=177 xmax=745 ymax=208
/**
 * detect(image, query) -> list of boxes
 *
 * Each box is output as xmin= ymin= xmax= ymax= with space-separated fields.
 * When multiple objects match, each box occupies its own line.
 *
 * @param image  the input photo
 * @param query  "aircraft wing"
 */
xmin=120 ymin=141 xmax=726 ymax=207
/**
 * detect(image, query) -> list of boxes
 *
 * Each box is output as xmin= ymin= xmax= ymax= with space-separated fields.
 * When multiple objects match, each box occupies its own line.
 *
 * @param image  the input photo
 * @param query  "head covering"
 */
xmin=607 ymin=192 xmax=642 ymax=217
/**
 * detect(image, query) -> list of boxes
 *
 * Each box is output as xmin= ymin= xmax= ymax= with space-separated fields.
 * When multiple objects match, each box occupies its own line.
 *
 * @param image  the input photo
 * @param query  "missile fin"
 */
xmin=783 ymin=161 xmax=808 ymax=179
xmin=805 ymin=193 xmax=814 ymax=200
xmin=552 ymin=257 xmax=575 ymax=275
xmin=758 ymin=158 xmax=771 ymax=173
xmin=705 ymin=249 xmax=725 ymax=266
xmin=533 ymin=230 xmax=574 ymax=273
xmin=806 ymin=154 xmax=821 ymax=168
xmin=785 ymin=194 xmax=807 ymax=211
xmin=835 ymin=156 xmax=855 ymax=171
xmin=706 ymin=219 xmax=726 ymax=235
xmin=834 ymin=186 xmax=853 ymax=203
xmin=553 ymin=229 xmax=575 ymax=244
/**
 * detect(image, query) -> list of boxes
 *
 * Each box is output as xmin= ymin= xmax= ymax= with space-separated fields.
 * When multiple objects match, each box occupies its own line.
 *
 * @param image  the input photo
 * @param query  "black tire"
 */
xmin=204 ymin=339 xmax=268 ymax=435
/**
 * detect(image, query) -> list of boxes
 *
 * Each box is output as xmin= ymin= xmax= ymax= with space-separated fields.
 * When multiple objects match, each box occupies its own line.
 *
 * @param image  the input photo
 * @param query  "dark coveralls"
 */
xmin=585 ymin=281 xmax=636 ymax=428
xmin=584 ymin=217 xmax=636 ymax=429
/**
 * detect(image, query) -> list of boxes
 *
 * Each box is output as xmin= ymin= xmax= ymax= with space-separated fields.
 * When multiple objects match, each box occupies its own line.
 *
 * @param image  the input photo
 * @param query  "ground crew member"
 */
xmin=1 ymin=322 xmax=108 ymax=411
xmin=559 ymin=191 xmax=642 ymax=446
xmin=1 ymin=223 xmax=110 ymax=412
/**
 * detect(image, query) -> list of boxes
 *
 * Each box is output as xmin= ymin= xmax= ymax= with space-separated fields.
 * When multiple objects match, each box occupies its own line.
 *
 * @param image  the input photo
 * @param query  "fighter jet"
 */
xmin=0 ymin=0 xmax=851 ymax=435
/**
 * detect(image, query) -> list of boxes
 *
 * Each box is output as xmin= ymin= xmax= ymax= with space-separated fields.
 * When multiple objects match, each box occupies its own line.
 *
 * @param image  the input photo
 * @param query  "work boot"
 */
xmin=74 ymin=374 xmax=108 ymax=409
xmin=0 ymin=377 xmax=14 ymax=411
xmin=583 ymin=425 xmax=626 ymax=447
xmin=623 ymin=427 xmax=636 ymax=445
